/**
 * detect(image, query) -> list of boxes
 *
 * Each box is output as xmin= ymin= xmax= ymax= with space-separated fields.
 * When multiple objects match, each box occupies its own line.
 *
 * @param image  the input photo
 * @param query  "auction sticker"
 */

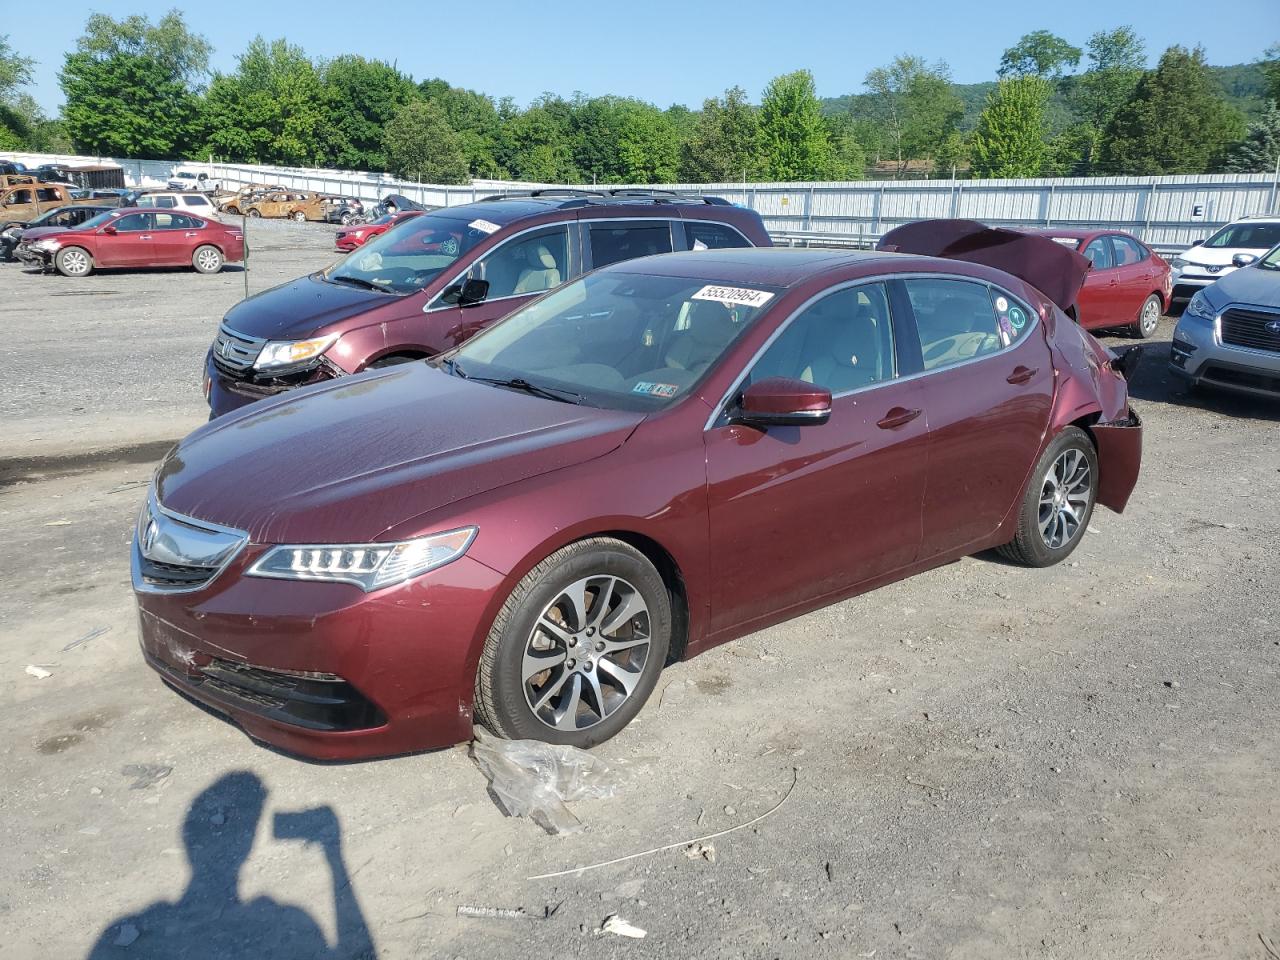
xmin=994 ymin=295 xmax=1009 ymax=313
xmin=633 ymin=381 xmax=679 ymax=398
xmin=468 ymin=218 xmax=501 ymax=235
xmin=692 ymin=285 xmax=774 ymax=308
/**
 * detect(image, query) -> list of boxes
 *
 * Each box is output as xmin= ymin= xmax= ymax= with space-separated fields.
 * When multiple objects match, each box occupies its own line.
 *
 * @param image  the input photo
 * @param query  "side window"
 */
xmin=468 ymin=227 xmax=570 ymax=300
xmin=988 ymin=288 xmax=1036 ymax=348
xmin=113 ymin=213 xmax=151 ymax=232
xmin=1082 ymin=237 xmax=1112 ymax=270
xmin=183 ymin=195 xmax=211 ymax=208
xmin=136 ymin=196 xmax=155 ymax=208
xmin=157 ymin=213 xmax=195 ymax=229
xmin=905 ymin=278 xmax=1004 ymax=372
xmin=683 ymin=221 xmax=750 ymax=251
xmin=156 ymin=196 xmax=177 ymax=208
xmin=1110 ymin=235 xmax=1146 ymax=266
xmin=7 ymin=189 xmax=33 ymax=204
xmin=748 ymin=283 xmax=896 ymax=394
xmin=36 ymin=188 xmax=62 ymax=202
xmin=589 ymin=221 xmax=672 ymax=269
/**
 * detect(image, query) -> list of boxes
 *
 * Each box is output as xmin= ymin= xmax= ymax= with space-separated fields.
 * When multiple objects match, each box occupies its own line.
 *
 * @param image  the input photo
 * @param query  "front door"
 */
xmin=100 ymin=212 xmax=154 ymax=267
xmin=705 ymin=281 xmax=929 ymax=634
xmin=902 ymin=277 xmax=1055 ymax=558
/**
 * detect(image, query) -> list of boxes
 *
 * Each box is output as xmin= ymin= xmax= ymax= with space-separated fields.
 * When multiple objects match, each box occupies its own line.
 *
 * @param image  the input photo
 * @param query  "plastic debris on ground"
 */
xmin=470 ymin=727 xmax=625 ymax=835
xmin=600 ymin=915 xmax=646 ymax=938
xmin=25 ymin=665 xmax=52 ymax=679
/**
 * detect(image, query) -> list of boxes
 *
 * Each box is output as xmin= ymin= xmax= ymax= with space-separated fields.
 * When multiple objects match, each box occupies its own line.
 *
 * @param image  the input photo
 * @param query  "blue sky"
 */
xmin=17 ymin=0 xmax=1280 ymax=112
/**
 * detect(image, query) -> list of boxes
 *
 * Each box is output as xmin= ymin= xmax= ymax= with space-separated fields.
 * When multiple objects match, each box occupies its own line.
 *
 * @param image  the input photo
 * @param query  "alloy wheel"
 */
xmin=522 ymin=575 xmax=651 ymax=732
xmin=1038 ymin=448 xmax=1092 ymax=549
xmin=1140 ymin=297 xmax=1160 ymax=336
xmin=61 ymin=250 xmax=89 ymax=276
xmin=196 ymin=249 xmax=221 ymax=272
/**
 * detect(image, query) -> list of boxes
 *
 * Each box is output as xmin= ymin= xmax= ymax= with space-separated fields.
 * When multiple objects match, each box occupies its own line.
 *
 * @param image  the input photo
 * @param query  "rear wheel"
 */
xmin=475 ymin=538 xmax=671 ymax=748
xmin=247 ymin=208 xmax=261 ymax=218
xmin=192 ymin=245 xmax=224 ymax=274
xmin=54 ymin=246 xmax=93 ymax=278
xmin=997 ymin=426 xmax=1098 ymax=568
xmin=1131 ymin=294 xmax=1162 ymax=339
xmin=291 ymin=210 xmax=306 ymax=222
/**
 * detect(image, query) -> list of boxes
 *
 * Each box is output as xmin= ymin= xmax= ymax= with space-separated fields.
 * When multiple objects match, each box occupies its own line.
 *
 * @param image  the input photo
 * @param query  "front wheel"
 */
xmin=54 ymin=246 xmax=93 ymax=278
xmin=997 ymin=426 xmax=1098 ymax=568
xmin=475 ymin=538 xmax=672 ymax=748
xmin=192 ymin=245 xmax=224 ymax=274
xmin=1131 ymin=294 xmax=1162 ymax=339
xmin=247 ymin=208 xmax=261 ymax=218
xmin=291 ymin=210 xmax=306 ymax=222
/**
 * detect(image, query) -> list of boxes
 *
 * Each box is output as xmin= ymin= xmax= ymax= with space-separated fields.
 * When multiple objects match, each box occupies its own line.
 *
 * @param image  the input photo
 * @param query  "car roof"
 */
xmin=435 ymin=192 xmax=743 ymax=230
xmin=608 ymin=248 xmax=901 ymax=287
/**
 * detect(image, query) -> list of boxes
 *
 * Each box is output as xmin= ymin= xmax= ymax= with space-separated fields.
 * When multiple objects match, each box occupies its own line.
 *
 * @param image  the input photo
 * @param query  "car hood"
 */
xmin=17 ymin=226 xmax=75 ymax=243
xmin=156 ymin=364 xmax=644 ymax=543
xmin=1183 ymin=245 xmax=1271 ymax=266
xmin=221 ymin=272 xmax=399 ymax=340
xmin=1201 ymin=264 xmax=1280 ymax=309
xmin=878 ymin=219 xmax=1090 ymax=312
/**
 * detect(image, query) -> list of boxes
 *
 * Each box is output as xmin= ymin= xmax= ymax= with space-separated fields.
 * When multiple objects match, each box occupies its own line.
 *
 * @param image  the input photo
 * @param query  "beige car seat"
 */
xmin=513 ymin=243 xmax=562 ymax=295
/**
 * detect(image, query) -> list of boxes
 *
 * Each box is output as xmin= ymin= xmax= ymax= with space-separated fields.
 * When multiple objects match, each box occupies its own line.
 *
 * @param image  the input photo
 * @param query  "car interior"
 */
xmin=907 ymin=279 xmax=1005 ymax=371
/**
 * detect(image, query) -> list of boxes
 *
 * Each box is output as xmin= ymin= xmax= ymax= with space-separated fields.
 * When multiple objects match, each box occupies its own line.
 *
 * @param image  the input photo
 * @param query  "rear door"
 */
xmin=1076 ymin=236 xmax=1115 ymax=328
xmin=150 ymin=211 xmax=200 ymax=265
xmin=1108 ymin=234 xmax=1155 ymax=325
xmin=704 ymin=280 xmax=928 ymax=632
xmin=903 ymin=277 xmax=1054 ymax=558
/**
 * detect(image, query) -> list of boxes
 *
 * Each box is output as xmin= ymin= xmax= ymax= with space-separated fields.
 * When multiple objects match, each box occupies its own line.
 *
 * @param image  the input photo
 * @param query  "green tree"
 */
xmin=422 ymin=80 xmax=505 ymax=178
xmin=864 ymin=56 xmax=963 ymax=175
xmin=758 ymin=70 xmax=833 ymax=180
xmin=0 ymin=34 xmax=36 ymax=147
xmin=999 ymin=30 xmax=1082 ymax=79
xmin=200 ymin=38 xmax=332 ymax=165
xmin=1224 ymin=100 xmax=1280 ymax=172
xmin=1260 ymin=43 xmax=1280 ymax=104
xmin=495 ymin=98 xmax=577 ymax=183
xmin=323 ymin=56 xmax=416 ymax=170
xmin=383 ymin=100 xmax=469 ymax=184
xmin=971 ymin=76 xmax=1052 ymax=177
xmin=1071 ymin=27 xmax=1147 ymax=131
xmin=1103 ymin=45 xmax=1245 ymax=174
xmin=60 ymin=10 xmax=209 ymax=158
xmin=680 ymin=86 xmax=764 ymax=182
xmin=823 ymin=113 xmax=867 ymax=180
xmin=565 ymin=96 xmax=679 ymax=183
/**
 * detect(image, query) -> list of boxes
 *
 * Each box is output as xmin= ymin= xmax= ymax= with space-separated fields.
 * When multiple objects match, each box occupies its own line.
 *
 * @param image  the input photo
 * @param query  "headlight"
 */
xmin=253 ymin=334 xmax=339 ymax=371
xmin=30 ymin=239 xmax=60 ymax=252
xmin=1184 ymin=291 xmax=1217 ymax=323
xmin=246 ymin=527 xmax=477 ymax=591
xmin=1171 ymin=256 xmax=1187 ymax=269
xmin=353 ymin=230 xmax=364 ymax=237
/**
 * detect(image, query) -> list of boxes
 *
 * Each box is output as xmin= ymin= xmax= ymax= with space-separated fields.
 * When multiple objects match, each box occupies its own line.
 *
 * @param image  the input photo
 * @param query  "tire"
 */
xmin=341 ymin=212 xmax=355 ymax=226
xmin=224 ymin=206 xmax=239 ymax=216
xmin=996 ymin=426 xmax=1098 ymax=568
xmin=192 ymin=245 xmax=224 ymax=275
xmin=369 ymin=354 xmax=419 ymax=368
xmin=475 ymin=538 xmax=672 ymax=748
xmin=1131 ymin=294 xmax=1162 ymax=339
xmin=247 ymin=208 xmax=261 ymax=218
xmin=291 ymin=210 xmax=306 ymax=222
xmin=54 ymin=246 xmax=93 ymax=278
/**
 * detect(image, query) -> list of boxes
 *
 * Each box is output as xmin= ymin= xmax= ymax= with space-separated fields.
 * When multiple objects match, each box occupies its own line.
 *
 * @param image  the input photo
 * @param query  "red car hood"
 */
xmin=18 ymin=226 xmax=76 ymax=243
xmin=156 ymin=364 xmax=644 ymax=543
xmin=878 ymin=219 xmax=1091 ymax=312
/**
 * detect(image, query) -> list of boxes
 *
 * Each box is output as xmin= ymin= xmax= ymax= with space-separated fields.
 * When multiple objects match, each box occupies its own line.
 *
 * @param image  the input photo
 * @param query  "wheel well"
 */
xmin=593 ymin=530 xmax=690 ymax=665
xmin=365 ymin=350 xmax=429 ymax=369
xmin=1069 ymin=412 xmax=1102 ymax=448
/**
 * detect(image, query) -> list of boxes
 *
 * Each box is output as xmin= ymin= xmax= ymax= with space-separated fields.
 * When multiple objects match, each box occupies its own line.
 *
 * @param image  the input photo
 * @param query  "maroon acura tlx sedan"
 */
xmin=133 ymin=222 xmax=1143 ymax=760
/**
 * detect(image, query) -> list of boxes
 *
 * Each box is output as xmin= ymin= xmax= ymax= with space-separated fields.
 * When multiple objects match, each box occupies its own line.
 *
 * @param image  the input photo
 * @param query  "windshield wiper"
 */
xmin=463 ymin=372 xmax=584 ymax=404
xmin=329 ymin=274 xmax=391 ymax=293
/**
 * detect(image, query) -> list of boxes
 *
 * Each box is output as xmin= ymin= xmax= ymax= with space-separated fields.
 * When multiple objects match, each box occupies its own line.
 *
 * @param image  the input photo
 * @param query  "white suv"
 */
xmin=134 ymin=192 xmax=224 ymax=221
xmin=1171 ymin=216 xmax=1280 ymax=303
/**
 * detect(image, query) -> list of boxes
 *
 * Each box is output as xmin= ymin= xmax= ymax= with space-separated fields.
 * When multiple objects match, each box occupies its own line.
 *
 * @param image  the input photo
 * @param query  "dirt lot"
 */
xmin=1 ymin=224 xmax=1278 ymax=960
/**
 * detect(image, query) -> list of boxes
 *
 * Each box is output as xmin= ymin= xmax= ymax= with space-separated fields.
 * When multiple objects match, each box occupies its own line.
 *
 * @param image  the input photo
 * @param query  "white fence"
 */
xmin=6 ymin=151 xmax=1279 ymax=251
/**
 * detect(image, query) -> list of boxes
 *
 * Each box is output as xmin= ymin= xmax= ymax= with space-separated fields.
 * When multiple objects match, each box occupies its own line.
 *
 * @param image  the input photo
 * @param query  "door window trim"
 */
xmin=704 ymin=272 xmax=1043 ymax=432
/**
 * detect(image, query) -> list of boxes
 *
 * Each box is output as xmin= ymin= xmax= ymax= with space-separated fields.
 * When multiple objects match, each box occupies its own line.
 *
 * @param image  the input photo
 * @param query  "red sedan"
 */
xmin=334 ymin=210 xmax=423 ymax=251
xmin=1024 ymin=228 xmax=1171 ymax=338
xmin=18 ymin=208 xmax=244 ymax=277
xmin=132 ymin=220 xmax=1142 ymax=760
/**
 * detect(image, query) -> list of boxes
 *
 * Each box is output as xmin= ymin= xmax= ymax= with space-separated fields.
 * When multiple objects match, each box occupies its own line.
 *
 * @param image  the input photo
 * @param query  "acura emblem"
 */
xmin=1266 ymin=320 xmax=1280 ymax=335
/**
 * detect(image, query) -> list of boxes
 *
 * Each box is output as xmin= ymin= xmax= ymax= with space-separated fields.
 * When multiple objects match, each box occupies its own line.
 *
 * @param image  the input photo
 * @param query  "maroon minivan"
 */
xmin=205 ymin=190 xmax=770 ymax=417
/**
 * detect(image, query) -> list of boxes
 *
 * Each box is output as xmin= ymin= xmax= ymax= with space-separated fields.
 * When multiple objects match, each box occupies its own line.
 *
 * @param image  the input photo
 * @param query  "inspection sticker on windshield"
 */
xmin=633 ymin=381 xmax=679 ymax=398
xmin=468 ymin=218 xmax=501 ymax=235
xmin=692 ymin=284 xmax=774 ymax=308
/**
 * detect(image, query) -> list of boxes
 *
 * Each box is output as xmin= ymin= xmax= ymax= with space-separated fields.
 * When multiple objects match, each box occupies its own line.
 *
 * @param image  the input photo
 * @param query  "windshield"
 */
xmin=446 ymin=272 xmax=777 ymax=411
xmin=75 ymin=210 xmax=117 ymax=230
xmin=324 ymin=211 xmax=489 ymax=295
xmin=1203 ymin=222 xmax=1280 ymax=250
xmin=1258 ymin=244 xmax=1280 ymax=271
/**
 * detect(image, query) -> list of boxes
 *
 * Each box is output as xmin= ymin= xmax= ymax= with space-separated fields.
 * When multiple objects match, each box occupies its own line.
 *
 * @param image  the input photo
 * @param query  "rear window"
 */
xmin=905 ymin=278 xmax=1029 ymax=372
xmin=183 ymin=195 xmax=211 ymax=207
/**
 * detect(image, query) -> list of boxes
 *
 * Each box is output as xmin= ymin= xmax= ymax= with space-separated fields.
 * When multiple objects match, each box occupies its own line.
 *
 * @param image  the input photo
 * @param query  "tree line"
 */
xmin=1 ymin=13 xmax=1277 ymax=183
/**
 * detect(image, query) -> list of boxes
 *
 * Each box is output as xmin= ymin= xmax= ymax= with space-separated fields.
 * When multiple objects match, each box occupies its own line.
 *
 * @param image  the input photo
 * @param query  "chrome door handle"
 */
xmin=877 ymin=407 xmax=922 ymax=430
xmin=1007 ymin=366 xmax=1038 ymax=385
xmin=139 ymin=234 xmax=152 ymax=240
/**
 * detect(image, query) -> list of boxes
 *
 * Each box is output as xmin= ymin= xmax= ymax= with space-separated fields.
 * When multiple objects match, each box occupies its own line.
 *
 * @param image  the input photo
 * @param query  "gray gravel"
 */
xmin=1 ymin=235 xmax=1278 ymax=959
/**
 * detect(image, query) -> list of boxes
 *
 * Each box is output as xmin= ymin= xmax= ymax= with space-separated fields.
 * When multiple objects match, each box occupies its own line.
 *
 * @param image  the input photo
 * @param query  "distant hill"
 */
xmin=822 ymin=62 xmax=1270 ymax=131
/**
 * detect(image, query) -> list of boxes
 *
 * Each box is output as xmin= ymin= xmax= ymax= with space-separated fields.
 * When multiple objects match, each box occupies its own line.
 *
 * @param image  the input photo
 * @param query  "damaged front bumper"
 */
xmin=204 ymin=350 xmax=343 ymax=418
xmin=1092 ymin=409 xmax=1142 ymax=513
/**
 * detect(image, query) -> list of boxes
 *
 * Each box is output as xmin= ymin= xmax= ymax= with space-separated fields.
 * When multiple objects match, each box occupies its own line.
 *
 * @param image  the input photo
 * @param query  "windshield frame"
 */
xmin=441 ymin=269 xmax=782 ymax=413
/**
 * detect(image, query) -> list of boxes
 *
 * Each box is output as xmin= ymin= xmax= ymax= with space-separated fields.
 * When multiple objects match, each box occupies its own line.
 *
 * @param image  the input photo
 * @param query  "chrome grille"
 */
xmin=211 ymin=324 xmax=266 ymax=376
xmin=1221 ymin=307 xmax=1280 ymax=354
xmin=133 ymin=495 xmax=247 ymax=594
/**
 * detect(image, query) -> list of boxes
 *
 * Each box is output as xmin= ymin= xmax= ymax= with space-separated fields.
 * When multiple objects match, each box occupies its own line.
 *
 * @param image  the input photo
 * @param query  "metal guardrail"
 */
xmin=770 ymin=229 xmax=1187 ymax=258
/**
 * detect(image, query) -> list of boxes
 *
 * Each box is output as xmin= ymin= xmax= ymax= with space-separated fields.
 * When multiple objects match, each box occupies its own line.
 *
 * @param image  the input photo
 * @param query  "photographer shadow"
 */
xmin=88 ymin=771 xmax=376 ymax=959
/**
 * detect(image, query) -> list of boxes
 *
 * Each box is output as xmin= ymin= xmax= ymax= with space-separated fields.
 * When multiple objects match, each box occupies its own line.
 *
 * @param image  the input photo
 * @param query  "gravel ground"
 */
xmin=1 ymin=230 xmax=1278 ymax=960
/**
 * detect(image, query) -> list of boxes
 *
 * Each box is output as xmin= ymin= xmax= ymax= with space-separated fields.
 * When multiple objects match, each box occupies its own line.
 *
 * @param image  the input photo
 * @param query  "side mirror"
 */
xmin=441 ymin=278 xmax=489 ymax=307
xmin=1190 ymin=239 xmax=1204 ymax=247
xmin=1232 ymin=253 xmax=1257 ymax=268
xmin=102 ymin=225 xmax=117 ymax=235
xmin=732 ymin=377 xmax=832 ymax=428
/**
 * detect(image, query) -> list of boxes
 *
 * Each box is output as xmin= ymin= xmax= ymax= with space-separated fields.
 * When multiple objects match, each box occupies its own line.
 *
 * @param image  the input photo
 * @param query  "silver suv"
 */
xmin=1171 ymin=243 xmax=1280 ymax=399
